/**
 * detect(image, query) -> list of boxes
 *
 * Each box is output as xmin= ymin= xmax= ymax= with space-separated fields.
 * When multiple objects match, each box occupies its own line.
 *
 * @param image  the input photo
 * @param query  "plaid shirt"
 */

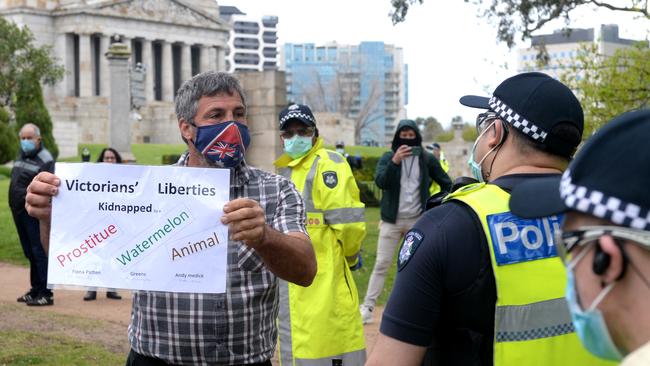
xmin=129 ymin=153 xmax=307 ymax=365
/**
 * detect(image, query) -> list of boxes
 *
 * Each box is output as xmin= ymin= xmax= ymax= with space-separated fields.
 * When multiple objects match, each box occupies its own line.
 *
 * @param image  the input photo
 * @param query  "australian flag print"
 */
xmin=195 ymin=121 xmax=251 ymax=168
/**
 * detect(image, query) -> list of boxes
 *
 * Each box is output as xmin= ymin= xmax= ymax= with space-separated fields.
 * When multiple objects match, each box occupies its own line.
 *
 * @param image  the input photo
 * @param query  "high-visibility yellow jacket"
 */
xmin=274 ymin=137 xmax=367 ymax=366
xmin=429 ymin=151 xmax=450 ymax=196
xmin=445 ymin=183 xmax=615 ymax=366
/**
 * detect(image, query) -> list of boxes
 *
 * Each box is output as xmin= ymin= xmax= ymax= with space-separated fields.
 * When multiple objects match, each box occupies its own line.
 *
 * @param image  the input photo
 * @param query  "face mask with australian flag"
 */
xmin=192 ymin=121 xmax=251 ymax=168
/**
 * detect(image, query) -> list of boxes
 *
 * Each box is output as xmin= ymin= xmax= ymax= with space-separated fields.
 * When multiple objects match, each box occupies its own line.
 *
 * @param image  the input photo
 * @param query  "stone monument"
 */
xmin=106 ymin=36 xmax=135 ymax=162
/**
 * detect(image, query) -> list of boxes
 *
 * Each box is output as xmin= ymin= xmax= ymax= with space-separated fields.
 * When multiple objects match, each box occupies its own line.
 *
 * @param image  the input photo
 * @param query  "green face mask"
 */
xmin=284 ymin=135 xmax=313 ymax=159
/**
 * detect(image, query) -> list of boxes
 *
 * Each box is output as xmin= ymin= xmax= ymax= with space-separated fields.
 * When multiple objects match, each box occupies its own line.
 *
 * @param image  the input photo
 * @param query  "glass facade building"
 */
xmin=282 ymin=41 xmax=408 ymax=146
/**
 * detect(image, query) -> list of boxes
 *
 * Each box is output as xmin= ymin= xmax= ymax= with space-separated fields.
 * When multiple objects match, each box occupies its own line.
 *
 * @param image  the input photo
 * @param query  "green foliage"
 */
xmin=436 ymin=129 xmax=454 ymax=142
xmin=351 ymin=207 xmax=399 ymax=305
xmin=0 ymin=18 xmax=64 ymax=109
xmin=162 ymin=154 xmax=182 ymax=165
xmin=415 ymin=116 xmax=443 ymax=141
xmin=0 ymin=166 xmax=11 ymax=178
xmin=0 ymin=180 xmax=25 ymax=265
xmin=390 ymin=0 xmax=649 ymax=48
xmin=561 ymin=42 xmax=650 ymax=137
xmin=0 ymin=106 xmax=18 ymax=164
xmin=462 ymin=123 xmax=478 ymax=142
xmin=14 ymin=77 xmax=58 ymax=158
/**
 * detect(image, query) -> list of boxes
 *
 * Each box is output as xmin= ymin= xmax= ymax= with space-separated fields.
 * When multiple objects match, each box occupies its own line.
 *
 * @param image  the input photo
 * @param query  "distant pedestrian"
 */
xmin=10 ymin=123 xmax=55 ymax=306
xmin=83 ymin=147 xmax=123 ymax=301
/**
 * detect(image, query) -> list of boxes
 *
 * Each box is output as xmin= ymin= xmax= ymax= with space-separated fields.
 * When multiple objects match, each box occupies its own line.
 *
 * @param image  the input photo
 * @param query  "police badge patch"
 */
xmin=322 ymin=171 xmax=338 ymax=188
xmin=397 ymin=229 xmax=424 ymax=271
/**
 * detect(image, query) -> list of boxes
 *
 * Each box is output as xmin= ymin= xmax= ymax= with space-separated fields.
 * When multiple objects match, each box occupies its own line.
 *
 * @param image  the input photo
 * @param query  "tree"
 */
xmin=300 ymin=68 xmax=384 ymax=145
xmin=560 ymin=42 xmax=650 ymax=137
xmin=14 ymin=76 xmax=59 ymax=158
xmin=389 ymin=0 xmax=649 ymax=47
xmin=0 ymin=106 xmax=18 ymax=164
xmin=0 ymin=17 xmax=63 ymax=159
xmin=415 ymin=116 xmax=443 ymax=141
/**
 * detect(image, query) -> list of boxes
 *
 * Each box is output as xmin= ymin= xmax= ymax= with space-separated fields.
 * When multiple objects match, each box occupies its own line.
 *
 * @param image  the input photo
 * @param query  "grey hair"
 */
xmin=20 ymin=123 xmax=41 ymax=136
xmin=174 ymin=71 xmax=247 ymax=123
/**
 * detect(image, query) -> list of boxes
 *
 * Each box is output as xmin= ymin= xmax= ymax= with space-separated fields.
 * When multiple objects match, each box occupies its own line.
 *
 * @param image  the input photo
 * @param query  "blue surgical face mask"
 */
xmin=566 ymin=247 xmax=623 ymax=361
xmin=467 ymin=121 xmax=498 ymax=182
xmin=191 ymin=121 xmax=250 ymax=168
xmin=20 ymin=140 xmax=36 ymax=154
xmin=284 ymin=135 xmax=313 ymax=159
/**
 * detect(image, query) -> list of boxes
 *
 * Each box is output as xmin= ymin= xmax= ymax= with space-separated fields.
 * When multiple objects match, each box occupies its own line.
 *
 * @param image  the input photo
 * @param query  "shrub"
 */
xmin=161 ymin=154 xmax=181 ymax=165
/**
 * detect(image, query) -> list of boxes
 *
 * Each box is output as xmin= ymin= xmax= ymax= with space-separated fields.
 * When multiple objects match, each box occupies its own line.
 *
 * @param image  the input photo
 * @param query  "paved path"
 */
xmin=0 ymin=262 xmax=384 ymax=361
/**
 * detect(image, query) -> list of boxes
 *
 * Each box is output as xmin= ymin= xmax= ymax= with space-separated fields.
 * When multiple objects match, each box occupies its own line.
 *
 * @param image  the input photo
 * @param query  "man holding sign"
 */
xmin=26 ymin=72 xmax=317 ymax=366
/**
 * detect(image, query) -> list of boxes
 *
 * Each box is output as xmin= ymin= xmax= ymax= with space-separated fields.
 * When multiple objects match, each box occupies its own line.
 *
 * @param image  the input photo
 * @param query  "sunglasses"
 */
xmin=555 ymin=225 xmax=650 ymax=265
xmin=280 ymin=127 xmax=315 ymax=139
xmin=475 ymin=112 xmax=500 ymax=134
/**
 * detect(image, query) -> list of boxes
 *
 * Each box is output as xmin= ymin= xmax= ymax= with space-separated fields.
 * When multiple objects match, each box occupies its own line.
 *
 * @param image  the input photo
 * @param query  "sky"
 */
xmin=229 ymin=0 xmax=649 ymax=127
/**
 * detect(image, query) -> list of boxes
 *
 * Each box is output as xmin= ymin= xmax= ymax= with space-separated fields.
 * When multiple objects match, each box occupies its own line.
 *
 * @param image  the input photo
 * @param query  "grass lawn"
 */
xmin=352 ymin=206 xmax=399 ymax=306
xmin=0 ymin=330 xmax=125 ymax=366
xmin=0 ymin=303 xmax=127 ymax=366
xmin=0 ymin=179 xmax=26 ymax=266
xmin=60 ymin=143 xmax=187 ymax=165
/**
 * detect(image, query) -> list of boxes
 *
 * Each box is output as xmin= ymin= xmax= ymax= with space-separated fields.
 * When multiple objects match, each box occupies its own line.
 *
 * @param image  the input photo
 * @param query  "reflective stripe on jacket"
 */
xmin=446 ymin=183 xmax=615 ymax=366
xmin=274 ymin=137 xmax=366 ymax=366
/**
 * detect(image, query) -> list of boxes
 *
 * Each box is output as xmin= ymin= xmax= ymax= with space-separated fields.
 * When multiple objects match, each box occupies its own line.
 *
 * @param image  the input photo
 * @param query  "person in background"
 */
xmin=274 ymin=104 xmax=366 ymax=365
xmin=83 ymin=147 xmax=123 ymax=301
xmin=509 ymin=109 xmax=650 ymax=366
xmin=425 ymin=142 xmax=450 ymax=196
xmin=359 ymin=120 xmax=452 ymax=324
xmin=10 ymin=123 xmax=55 ymax=306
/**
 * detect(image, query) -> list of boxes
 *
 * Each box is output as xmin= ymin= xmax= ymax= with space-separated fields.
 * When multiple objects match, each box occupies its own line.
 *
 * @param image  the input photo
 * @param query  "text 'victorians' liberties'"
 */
xmin=48 ymin=163 xmax=231 ymax=294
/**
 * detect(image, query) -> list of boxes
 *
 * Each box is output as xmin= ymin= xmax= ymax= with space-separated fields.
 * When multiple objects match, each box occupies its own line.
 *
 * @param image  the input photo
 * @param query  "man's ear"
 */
xmin=485 ymin=120 xmax=505 ymax=148
xmin=179 ymin=119 xmax=194 ymax=142
xmin=597 ymin=235 xmax=626 ymax=284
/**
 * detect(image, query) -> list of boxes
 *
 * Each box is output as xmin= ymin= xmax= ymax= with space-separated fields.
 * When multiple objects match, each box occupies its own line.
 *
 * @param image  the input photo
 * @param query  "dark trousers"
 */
xmin=126 ymin=350 xmax=272 ymax=366
xmin=12 ymin=209 xmax=50 ymax=296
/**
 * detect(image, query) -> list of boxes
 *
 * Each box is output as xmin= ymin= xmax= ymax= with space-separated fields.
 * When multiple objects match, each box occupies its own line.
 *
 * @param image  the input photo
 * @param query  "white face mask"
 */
xmin=283 ymin=135 xmax=313 ymax=159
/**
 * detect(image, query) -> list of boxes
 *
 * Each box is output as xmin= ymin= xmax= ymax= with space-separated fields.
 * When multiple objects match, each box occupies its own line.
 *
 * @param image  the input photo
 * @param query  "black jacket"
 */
xmin=9 ymin=146 xmax=55 ymax=213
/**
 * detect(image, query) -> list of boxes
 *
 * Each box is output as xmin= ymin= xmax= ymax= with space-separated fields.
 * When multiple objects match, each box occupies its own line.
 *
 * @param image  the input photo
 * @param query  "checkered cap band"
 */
xmin=489 ymin=96 xmax=548 ymax=142
xmin=279 ymin=111 xmax=315 ymax=125
xmin=560 ymin=170 xmax=650 ymax=230
xmin=496 ymin=323 xmax=574 ymax=342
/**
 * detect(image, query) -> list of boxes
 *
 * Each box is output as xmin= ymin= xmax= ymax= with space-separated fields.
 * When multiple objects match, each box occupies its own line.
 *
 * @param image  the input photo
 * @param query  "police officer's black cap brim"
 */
xmin=509 ymin=176 xmax=568 ymax=219
xmin=459 ymin=95 xmax=490 ymax=109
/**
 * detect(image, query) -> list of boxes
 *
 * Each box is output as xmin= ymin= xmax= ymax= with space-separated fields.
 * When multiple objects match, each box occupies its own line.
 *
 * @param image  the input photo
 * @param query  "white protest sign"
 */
xmin=48 ymin=163 xmax=230 ymax=293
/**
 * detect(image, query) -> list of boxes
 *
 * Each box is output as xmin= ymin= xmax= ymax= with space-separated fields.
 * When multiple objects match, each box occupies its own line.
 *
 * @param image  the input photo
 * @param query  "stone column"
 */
xmin=99 ymin=34 xmax=110 ymax=96
xmin=162 ymin=41 xmax=174 ymax=102
xmin=200 ymin=45 xmax=210 ymax=73
xmin=181 ymin=43 xmax=191 ymax=83
xmin=79 ymin=33 xmax=92 ymax=97
xmin=54 ymin=33 xmax=70 ymax=97
xmin=215 ymin=46 xmax=225 ymax=72
xmin=142 ymin=39 xmax=154 ymax=101
xmin=208 ymin=46 xmax=218 ymax=72
xmin=106 ymin=41 xmax=135 ymax=161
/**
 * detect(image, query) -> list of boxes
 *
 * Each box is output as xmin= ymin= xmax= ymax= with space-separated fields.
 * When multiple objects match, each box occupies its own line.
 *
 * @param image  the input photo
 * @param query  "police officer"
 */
xmin=274 ymin=104 xmax=367 ymax=365
xmin=366 ymin=72 xmax=614 ymax=365
xmin=426 ymin=142 xmax=450 ymax=196
xmin=509 ymin=109 xmax=650 ymax=365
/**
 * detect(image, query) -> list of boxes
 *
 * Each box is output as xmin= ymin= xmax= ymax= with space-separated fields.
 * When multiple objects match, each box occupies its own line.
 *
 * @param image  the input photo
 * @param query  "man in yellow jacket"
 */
xmin=274 ymin=104 xmax=367 ymax=366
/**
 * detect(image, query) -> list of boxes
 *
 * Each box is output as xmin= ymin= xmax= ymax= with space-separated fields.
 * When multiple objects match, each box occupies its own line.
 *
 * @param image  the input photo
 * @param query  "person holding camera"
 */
xmin=360 ymin=120 xmax=451 ymax=324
